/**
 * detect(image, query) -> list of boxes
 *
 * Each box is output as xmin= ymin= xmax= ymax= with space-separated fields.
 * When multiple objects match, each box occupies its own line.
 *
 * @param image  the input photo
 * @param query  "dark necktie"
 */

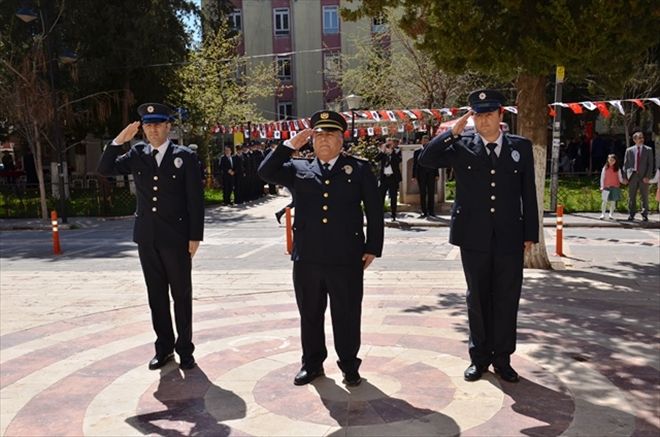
xmin=151 ymin=149 xmax=159 ymax=167
xmin=486 ymin=143 xmax=498 ymax=167
xmin=322 ymin=162 xmax=330 ymax=176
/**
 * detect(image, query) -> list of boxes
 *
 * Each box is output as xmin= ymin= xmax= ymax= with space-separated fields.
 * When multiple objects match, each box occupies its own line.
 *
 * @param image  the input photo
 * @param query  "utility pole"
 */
xmin=550 ymin=65 xmax=564 ymax=211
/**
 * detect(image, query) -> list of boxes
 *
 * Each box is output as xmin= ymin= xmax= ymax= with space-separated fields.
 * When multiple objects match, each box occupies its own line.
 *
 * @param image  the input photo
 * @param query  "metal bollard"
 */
xmin=51 ymin=210 xmax=62 ymax=255
xmin=556 ymin=204 xmax=564 ymax=257
xmin=285 ymin=207 xmax=293 ymax=255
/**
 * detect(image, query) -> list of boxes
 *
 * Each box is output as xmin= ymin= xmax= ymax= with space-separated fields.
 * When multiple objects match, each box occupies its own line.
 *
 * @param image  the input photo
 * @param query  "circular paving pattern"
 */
xmin=1 ymin=286 xmax=658 ymax=436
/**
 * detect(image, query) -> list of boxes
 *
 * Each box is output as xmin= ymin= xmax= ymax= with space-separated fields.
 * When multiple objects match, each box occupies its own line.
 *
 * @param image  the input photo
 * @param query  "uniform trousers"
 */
xmin=627 ymin=172 xmax=650 ymax=216
xmin=460 ymin=237 xmax=523 ymax=368
xmin=292 ymin=261 xmax=363 ymax=374
xmin=138 ymin=242 xmax=194 ymax=358
xmin=222 ymin=175 xmax=234 ymax=205
xmin=379 ymin=175 xmax=399 ymax=218
xmin=417 ymin=172 xmax=436 ymax=215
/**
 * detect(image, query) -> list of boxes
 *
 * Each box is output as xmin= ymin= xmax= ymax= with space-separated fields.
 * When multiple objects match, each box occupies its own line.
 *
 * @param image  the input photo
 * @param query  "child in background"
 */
xmin=599 ymin=154 xmax=624 ymax=219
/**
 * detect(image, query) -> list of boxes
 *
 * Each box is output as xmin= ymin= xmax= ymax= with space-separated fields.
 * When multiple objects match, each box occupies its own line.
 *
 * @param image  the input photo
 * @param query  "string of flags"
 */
xmin=211 ymin=97 xmax=660 ymax=140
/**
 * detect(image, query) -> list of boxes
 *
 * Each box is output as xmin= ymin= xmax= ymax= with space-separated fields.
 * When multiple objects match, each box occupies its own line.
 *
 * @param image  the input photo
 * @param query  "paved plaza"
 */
xmin=1 ymin=195 xmax=659 ymax=436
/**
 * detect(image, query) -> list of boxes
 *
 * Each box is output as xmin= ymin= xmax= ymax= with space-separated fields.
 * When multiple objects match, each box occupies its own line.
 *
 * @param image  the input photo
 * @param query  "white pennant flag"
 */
xmin=581 ymin=101 xmax=597 ymax=111
xmin=367 ymin=127 xmax=375 ymax=136
xmin=440 ymin=108 xmax=453 ymax=116
xmin=386 ymin=111 xmax=397 ymax=121
xmin=274 ymin=130 xmax=281 ymax=139
xmin=503 ymin=106 xmax=518 ymax=114
xmin=397 ymin=125 xmax=405 ymax=133
xmin=649 ymin=98 xmax=660 ymax=107
xmin=369 ymin=111 xmax=381 ymax=121
xmin=609 ymin=100 xmax=625 ymax=115
xmin=382 ymin=126 xmax=389 ymax=135
xmin=403 ymin=110 xmax=417 ymax=119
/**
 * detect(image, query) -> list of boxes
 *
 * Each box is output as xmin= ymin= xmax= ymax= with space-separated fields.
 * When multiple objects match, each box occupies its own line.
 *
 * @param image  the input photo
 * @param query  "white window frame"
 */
xmin=278 ymin=101 xmax=294 ymax=120
xmin=276 ymin=56 xmax=292 ymax=81
xmin=322 ymin=6 xmax=339 ymax=34
xmin=371 ymin=15 xmax=387 ymax=33
xmin=274 ymin=8 xmax=290 ymax=36
xmin=229 ymin=9 xmax=242 ymax=32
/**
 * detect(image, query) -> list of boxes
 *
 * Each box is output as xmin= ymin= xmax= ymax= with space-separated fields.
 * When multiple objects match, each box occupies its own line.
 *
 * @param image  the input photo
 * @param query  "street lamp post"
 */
xmin=345 ymin=94 xmax=362 ymax=147
xmin=16 ymin=3 xmax=69 ymax=223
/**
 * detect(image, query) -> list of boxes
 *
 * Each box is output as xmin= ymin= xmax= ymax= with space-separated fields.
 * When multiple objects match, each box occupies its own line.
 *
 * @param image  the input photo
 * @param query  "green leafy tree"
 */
xmin=171 ymin=19 xmax=280 ymax=180
xmin=343 ymin=0 xmax=660 ymax=268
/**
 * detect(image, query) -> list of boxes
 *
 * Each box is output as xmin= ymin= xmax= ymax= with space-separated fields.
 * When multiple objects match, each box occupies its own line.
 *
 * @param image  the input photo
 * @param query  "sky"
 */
xmin=183 ymin=0 xmax=202 ymax=44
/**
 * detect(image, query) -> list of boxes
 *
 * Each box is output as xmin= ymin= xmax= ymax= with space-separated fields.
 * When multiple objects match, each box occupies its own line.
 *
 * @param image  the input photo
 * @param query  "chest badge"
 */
xmin=511 ymin=150 xmax=520 ymax=163
xmin=343 ymin=165 xmax=353 ymax=175
xmin=174 ymin=157 xmax=183 ymax=168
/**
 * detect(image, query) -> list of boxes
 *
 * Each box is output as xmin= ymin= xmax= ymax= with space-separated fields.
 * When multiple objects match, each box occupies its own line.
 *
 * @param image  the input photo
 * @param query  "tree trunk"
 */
xmin=515 ymin=73 xmax=551 ymax=269
xmin=32 ymin=121 xmax=48 ymax=220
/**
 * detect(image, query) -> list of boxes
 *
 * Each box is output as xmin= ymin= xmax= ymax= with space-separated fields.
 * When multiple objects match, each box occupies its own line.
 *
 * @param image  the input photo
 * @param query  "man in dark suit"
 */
xmin=413 ymin=135 xmax=440 ymax=218
xmin=376 ymin=137 xmax=402 ymax=221
xmin=419 ymin=89 xmax=539 ymax=384
xmin=233 ymin=145 xmax=245 ymax=204
xmin=218 ymin=145 xmax=236 ymax=205
xmin=258 ymin=110 xmax=384 ymax=387
xmin=97 ymin=103 xmax=204 ymax=371
xmin=622 ymin=131 xmax=654 ymax=221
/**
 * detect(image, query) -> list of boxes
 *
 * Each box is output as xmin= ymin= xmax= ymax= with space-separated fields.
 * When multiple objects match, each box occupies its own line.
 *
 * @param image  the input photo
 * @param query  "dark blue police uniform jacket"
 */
xmin=419 ymin=131 xmax=539 ymax=253
xmin=258 ymin=146 xmax=384 ymax=265
xmin=97 ymin=142 xmax=205 ymax=246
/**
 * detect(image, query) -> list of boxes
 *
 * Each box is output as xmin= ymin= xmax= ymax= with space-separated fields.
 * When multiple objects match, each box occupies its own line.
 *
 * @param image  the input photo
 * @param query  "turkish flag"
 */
xmin=632 ymin=99 xmax=645 ymax=109
xmin=596 ymin=102 xmax=610 ymax=118
xmin=568 ymin=103 xmax=583 ymax=114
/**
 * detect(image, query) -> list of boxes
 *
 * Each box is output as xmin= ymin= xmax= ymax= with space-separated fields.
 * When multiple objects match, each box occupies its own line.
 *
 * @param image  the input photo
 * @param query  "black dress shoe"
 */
xmin=642 ymin=215 xmax=649 ymax=222
xmin=275 ymin=210 xmax=284 ymax=224
xmin=464 ymin=363 xmax=488 ymax=381
xmin=179 ymin=356 xmax=196 ymax=370
xmin=418 ymin=214 xmax=427 ymax=218
xmin=342 ymin=370 xmax=362 ymax=387
xmin=627 ymin=215 xmax=635 ymax=221
xmin=148 ymin=353 xmax=174 ymax=370
xmin=293 ymin=367 xmax=324 ymax=386
xmin=494 ymin=364 xmax=519 ymax=383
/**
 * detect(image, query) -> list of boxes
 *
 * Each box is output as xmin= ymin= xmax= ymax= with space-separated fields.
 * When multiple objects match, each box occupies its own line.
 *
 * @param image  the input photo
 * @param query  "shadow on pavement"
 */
xmin=312 ymin=377 xmax=460 ymax=435
xmin=125 ymin=365 xmax=246 ymax=437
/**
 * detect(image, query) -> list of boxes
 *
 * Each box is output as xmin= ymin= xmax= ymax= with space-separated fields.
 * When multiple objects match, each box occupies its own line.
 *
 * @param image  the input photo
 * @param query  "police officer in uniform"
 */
xmin=413 ymin=135 xmax=440 ymax=218
xmin=419 ymin=89 xmax=538 ymax=383
xmin=98 ymin=103 xmax=204 ymax=371
xmin=258 ymin=110 xmax=384 ymax=387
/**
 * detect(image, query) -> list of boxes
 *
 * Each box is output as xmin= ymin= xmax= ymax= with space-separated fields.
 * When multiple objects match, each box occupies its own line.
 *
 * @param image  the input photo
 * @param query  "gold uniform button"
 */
xmin=322 ymin=205 xmax=328 ymax=211
xmin=325 ymin=179 xmax=330 ymax=185
xmin=152 ymin=207 xmax=157 ymax=212
xmin=153 ymin=186 xmax=158 ymax=191
xmin=490 ymin=169 xmax=496 ymax=175
xmin=322 ymin=218 xmax=328 ymax=224
xmin=153 ymin=176 xmax=158 ymax=181
xmin=491 ymin=182 xmax=496 ymax=187
xmin=490 ymin=207 xmax=495 ymax=213
xmin=323 ymin=192 xmax=329 ymax=198
xmin=491 ymin=195 xmax=496 ymax=200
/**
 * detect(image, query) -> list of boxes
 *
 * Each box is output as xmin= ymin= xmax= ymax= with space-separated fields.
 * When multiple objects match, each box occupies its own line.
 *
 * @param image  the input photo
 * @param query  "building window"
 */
xmin=322 ymin=6 xmax=339 ymax=34
xmin=276 ymin=56 xmax=292 ymax=81
xmin=371 ymin=15 xmax=387 ymax=33
xmin=278 ymin=101 xmax=293 ymax=120
xmin=229 ymin=9 xmax=242 ymax=32
xmin=274 ymin=8 xmax=290 ymax=36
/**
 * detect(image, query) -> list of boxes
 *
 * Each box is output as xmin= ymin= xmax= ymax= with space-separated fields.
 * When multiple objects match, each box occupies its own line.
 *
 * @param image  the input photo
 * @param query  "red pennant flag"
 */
xmin=363 ymin=111 xmax=373 ymax=120
xmin=358 ymin=128 xmax=367 ymax=137
xmin=412 ymin=109 xmax=423 ymax=119
xmin=374 ymin=126 xmax=382 ymax=136
xmin=343 ymin=130 xmax=350 ymax=139
xmin=632 ymin=99 xmax=645 ymax=109
xmin=596 ymin=102 xmax=610 ymax=118
xmin=548 ymin=106 xmax=556 ymax=118
xmin=281 ymin=130 xmax=289 ymax=139
xmin=431 ymin=109 xmax=443 ymax=120
xmin=450 ymin=108 xmax=459 ymax=116
xmin=379 ymin=110 xmax=389 ymax=120
xmin=568 ymin=103 xmax=583 ymax=114
xmin=395 ymin=110 xmax=408 ymax=120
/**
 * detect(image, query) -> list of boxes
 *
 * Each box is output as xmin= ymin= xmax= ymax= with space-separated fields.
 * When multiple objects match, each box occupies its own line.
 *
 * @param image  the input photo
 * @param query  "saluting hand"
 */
xmin=114 ymin=121 xmax=141 ymax=144
xmin=451 ymin=110 xmax=474 ymax=136
xmin=288 ymin=129 xmax=314 ymax=150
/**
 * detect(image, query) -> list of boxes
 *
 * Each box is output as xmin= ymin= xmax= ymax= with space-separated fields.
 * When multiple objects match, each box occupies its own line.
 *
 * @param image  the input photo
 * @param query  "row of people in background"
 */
xmin=216 ymin=142 xmax=275 ymax=205
xmin=598 ymin=131 xmax=659 ymax=221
